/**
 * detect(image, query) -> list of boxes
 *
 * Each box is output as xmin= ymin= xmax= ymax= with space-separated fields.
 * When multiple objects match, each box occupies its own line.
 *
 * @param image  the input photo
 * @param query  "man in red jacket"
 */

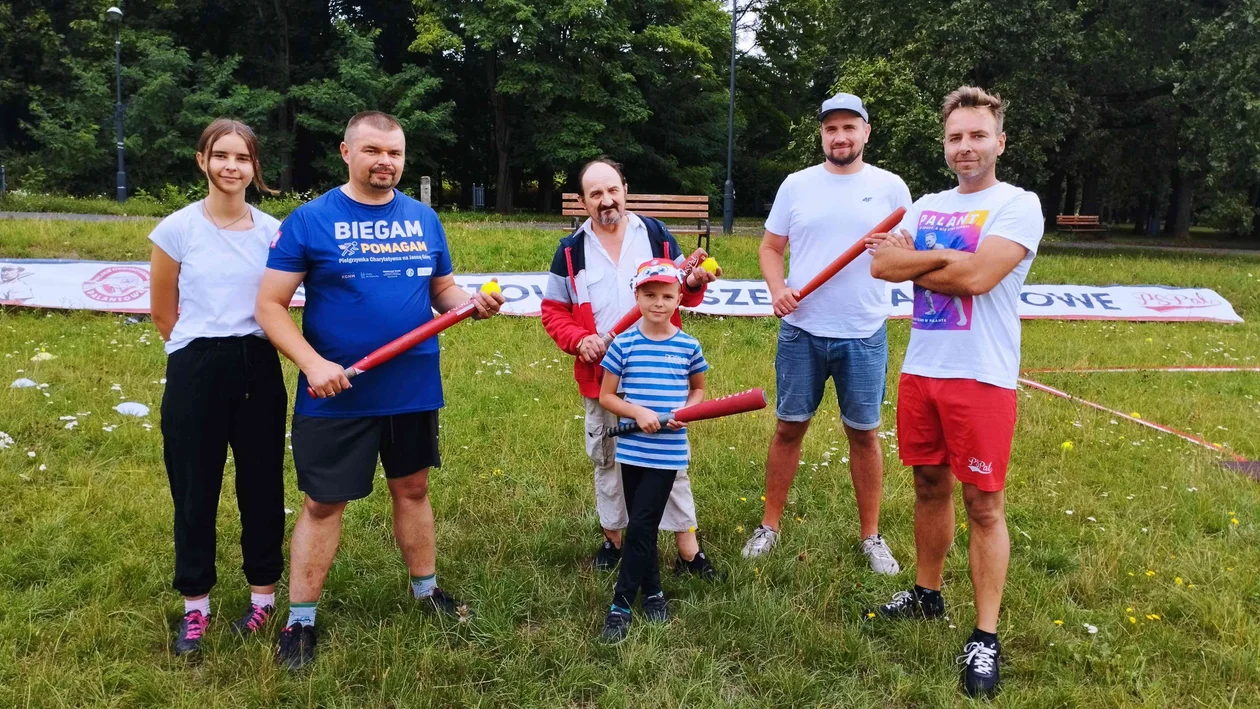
xmin=542 ymin=158 xmax=718 ymax=577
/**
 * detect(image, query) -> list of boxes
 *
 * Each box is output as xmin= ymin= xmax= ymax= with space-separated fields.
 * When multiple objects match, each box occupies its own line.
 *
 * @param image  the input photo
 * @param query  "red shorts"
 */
xmin=896 ymin=374 xmax=1018 ymax=491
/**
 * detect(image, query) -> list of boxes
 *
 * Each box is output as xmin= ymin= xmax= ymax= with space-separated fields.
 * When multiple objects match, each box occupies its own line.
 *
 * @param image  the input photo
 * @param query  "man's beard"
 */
xmin=595 ymin=205 xmax=624 ymax=226
xmin=365 ymin=169 xmax=399 ymax=190
xmin=950 ymin=153 xmax=993 ymax=178
xmin=825 ymin=144 xmax=863 ymax=167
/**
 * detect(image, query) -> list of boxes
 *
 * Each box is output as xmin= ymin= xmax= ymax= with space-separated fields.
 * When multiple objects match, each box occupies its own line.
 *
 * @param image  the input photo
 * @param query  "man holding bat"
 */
xmin=255 ymin=111 xmax=503 ymax=670
xmin=868 ymin=86 xmax=1043 ymax=698
xmin=541 ymin=158 xmax=719 ymax=578
xmin=743 ymin=93 xmax=912 ymax=576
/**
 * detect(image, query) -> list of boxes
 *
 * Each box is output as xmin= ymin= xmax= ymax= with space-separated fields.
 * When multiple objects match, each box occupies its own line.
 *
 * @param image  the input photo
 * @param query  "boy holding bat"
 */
xmin=596 ymin=258 xmax=708 ymax=642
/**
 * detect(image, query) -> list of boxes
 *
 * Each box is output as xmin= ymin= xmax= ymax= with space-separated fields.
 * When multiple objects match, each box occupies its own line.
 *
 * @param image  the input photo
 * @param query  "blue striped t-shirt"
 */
xmin=600 ymin=326 xmax=709 ymax=469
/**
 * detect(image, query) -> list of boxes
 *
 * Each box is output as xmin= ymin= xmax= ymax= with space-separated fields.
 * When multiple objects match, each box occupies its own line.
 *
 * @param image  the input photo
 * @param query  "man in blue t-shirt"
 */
xmin=255 ymin=111 xmax=504 ymax=671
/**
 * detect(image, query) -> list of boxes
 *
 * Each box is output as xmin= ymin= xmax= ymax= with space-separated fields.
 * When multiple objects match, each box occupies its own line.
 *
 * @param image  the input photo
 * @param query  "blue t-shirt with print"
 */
xmin=267 ymin=187 xmax=453 ymax=417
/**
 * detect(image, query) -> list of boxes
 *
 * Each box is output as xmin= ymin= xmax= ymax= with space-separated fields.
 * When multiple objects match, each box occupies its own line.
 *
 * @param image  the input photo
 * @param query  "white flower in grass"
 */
xmin=1084 ymin=624 xmax=1098 ymax=634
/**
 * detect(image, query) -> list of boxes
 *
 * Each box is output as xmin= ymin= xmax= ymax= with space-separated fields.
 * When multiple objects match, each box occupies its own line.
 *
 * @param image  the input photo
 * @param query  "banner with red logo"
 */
xmin=0 ymin=259 xmax=1245 ymax=323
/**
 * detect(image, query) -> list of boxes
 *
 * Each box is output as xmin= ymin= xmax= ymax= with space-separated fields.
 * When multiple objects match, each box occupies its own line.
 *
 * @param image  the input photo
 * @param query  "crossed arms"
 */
xmin=868 ymin=230 xmax=1029 ymax=296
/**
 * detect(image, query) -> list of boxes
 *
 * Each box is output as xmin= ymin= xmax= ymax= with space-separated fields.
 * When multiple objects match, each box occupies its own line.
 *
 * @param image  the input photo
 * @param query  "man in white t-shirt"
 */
xmin=741 ymin=93 xmax=913 ymax=576
xmin=868 ymin=86 xmax=1044 ymax=699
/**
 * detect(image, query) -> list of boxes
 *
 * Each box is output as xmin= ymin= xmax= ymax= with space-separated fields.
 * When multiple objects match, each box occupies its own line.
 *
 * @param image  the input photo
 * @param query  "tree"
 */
xmin=290 ymin=21 xmax=453 ymax=189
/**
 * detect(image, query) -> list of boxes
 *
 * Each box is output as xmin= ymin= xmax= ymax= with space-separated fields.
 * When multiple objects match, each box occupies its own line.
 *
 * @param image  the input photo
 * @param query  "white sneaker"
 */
xmin=741 ymin=525 xmax=778 ymax=558
xmin=860 ymin=534 xmax=901 ymax=575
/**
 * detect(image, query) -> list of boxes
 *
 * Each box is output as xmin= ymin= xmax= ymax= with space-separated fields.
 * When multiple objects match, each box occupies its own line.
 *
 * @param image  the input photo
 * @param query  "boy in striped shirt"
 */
xmin=597 ymin=258 xmax=709 ymax=642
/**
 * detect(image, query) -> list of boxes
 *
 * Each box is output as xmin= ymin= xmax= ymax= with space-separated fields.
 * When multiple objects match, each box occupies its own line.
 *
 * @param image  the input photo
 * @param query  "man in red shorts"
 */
xmin=868 ymin=86 xmax=1043 ymax=699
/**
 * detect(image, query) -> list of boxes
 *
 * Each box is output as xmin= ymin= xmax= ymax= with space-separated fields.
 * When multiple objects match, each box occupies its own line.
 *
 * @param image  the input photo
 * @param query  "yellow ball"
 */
xmin=481 ymin=280 xmax=502 ymax=295
xmin=700 ymin=257 xmax=720 ymax=274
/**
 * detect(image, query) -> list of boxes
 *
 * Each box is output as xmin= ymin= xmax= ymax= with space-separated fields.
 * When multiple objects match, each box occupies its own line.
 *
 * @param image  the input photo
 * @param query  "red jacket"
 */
xmin=541 ymin=217 xmax=708 ymax=398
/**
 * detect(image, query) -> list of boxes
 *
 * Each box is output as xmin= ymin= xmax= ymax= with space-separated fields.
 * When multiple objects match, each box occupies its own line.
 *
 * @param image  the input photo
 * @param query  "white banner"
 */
xmin=0 ymin=259 xmax=1244 ymax=323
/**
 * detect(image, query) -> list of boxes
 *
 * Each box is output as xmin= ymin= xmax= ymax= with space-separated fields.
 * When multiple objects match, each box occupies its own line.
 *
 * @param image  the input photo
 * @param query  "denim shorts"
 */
xmin=774 ymin=321 xmax=888 ymax=430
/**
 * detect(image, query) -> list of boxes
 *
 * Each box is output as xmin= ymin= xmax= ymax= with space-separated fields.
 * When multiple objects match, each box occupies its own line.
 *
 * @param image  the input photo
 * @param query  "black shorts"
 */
xmin=292 ymin=410 xmax=441 ymax=503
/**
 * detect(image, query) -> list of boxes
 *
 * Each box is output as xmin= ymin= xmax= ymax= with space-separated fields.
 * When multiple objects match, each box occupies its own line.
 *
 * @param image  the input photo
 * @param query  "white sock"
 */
xmin=184 ymin=596 xmax=210 ymax=617
xmin=411 ymin=574 xmax=437 ymax=599
xmin=251 ymin=592 xmax=276 ymax=609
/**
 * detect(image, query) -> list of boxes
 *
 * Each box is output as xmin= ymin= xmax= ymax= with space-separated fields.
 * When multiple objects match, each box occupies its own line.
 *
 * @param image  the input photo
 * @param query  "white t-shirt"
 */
xmin=149 ymin=201 xmax=281 ymax=354
xmin=899 ymin=182 xmax=1044 ymax=389
xmin=765 ymin=163 xmax=913 ymax=338
xmin=581 ymin=213 xmax=655 ymax=334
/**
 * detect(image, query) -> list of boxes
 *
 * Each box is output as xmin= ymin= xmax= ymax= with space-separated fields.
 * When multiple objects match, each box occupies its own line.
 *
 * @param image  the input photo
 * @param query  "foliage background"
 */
xmin=2 ymin=0 xmax=1260 ymax=236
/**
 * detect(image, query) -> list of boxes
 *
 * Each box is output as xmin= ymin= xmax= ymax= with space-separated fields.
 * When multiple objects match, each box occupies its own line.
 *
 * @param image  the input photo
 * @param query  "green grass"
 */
xmin=0 ymin=191 xmax=769 ymax=231
xmin=1043 ymin=226 xmax=1260 ymax=250
xmin=2 ymin=219 xmax=1260 ymax=707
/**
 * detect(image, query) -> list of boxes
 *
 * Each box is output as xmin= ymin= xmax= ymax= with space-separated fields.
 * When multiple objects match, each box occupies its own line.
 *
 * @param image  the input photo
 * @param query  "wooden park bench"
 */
xmin=562 ymin=193 xmax=712 ymax=251
xmin=1056 ymin=214 xmax=1105 ymax=233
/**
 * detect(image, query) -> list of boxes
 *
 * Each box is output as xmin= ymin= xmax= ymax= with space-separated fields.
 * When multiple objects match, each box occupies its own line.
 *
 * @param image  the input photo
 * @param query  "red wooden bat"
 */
xmin=600 ymin=249 xmax=711 ymax=346
xmin=795 ymin=206 xmax=907 ymax=301
xmin=307 ymin=282 xmax=498 ymax=398
xmin=606 ymin=388 xmax=767 ymax=437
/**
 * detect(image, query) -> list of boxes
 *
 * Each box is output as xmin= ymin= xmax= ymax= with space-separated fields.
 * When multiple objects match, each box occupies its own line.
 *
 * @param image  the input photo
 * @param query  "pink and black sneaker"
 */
xmin=231 ymin=603 xmax=274 ymax=637
xmin=173 ymin=610 xmax=209 ymax=656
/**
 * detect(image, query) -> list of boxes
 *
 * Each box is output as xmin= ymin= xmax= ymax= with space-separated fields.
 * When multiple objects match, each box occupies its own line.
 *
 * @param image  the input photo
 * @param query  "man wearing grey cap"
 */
xmin=742 ymin=93 xmax=912 ymax=575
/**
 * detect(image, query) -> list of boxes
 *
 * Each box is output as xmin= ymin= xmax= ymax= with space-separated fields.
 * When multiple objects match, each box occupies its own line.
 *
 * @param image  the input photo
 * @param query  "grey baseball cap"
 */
xmin=818 ymin=93 xmax=869 ymax=122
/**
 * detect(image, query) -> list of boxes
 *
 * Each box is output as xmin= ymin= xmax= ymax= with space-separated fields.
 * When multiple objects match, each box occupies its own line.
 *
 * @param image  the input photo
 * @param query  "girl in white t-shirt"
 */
xmin=149 ymin=119 xmax=287 ymax=656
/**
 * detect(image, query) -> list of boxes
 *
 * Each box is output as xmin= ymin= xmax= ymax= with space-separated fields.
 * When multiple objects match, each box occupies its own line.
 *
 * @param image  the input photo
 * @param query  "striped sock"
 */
xmin=286 ymin=602 xmax=317 ymax=627
xmin=411 ymin=574 xmax=437 ymax=599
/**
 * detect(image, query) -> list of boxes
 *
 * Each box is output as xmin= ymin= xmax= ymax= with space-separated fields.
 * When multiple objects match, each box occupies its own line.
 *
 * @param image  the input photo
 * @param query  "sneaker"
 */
xmin=673 ymin=549 xmax=718 ymax=580
xmin=642 ymin=593 xmax=669 ymax=623
xmin=599 ymin=606 xmax=632 ymax=643
xmin=741 ymin=525 xmax=778 ymax=558
xmin=172 ymin=610 xmax=209 ymax=656
xmin=276 ymin=622 xmax=317 ymax=671
xmin=421 ymin=587 xmax=474 ymax=620
xmin=594 ymin=538 xmax=621 ymax=570
xmin=230 ymin=603 xmax=273 ymax=637
xmin=874 ymin=588 xmax=946 ymax=620
xmin=860 ymin=534 xmax=901 ymax=575
xmin=957 ymin=634 xmax=1001 ymax=698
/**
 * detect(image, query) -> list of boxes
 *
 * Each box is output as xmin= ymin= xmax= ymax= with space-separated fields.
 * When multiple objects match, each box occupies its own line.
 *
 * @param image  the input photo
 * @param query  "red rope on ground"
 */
xmin=1016 ymin=376 xmax=1249 ymax=464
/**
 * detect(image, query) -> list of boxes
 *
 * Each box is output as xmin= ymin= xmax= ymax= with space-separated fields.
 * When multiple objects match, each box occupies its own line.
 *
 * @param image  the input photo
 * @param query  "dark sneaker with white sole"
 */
xmin=594 ymin=539 xmax=621 ymax=570
xmin=874 ymin=587 xmax=946 ymax=620
xmin=173 ymin=610 xmax=209 ymax=656
xmin=599 ymin=606 xmax=632 ymax=643
xmin=276 ymin=622 xmax=317 ymax=671
xmin=958 ymin=633 xmax=1001 ymax=698
xmin=422 ymin=587 xmax=474 ymax=620
xmin=673 ymin=549 xmax=718 ymax=580
xmin=231 ymin=603 xmax=273 ymax=637
xmin=642 ymin=593 xmax=669 ymax=623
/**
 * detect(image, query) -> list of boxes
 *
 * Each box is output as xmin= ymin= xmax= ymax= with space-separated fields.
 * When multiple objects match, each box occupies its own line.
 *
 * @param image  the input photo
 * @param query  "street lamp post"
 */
xmin=722 ymin=0 xmax=736 ymax=235
xmin=107 ymin=6 xmax=126 ymax=202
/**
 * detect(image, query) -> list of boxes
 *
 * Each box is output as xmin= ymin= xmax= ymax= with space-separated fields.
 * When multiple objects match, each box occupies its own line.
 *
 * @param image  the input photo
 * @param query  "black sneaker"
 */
xmin=594 ymin=539 xmax=621 ymax=570
xmin=276 ymin=622 xmax=317 ymax=671
xmin=172 ymin=610 xmax=209 ymax=656
xmin=642 ymin=593 xmax=669 ymax=623
xmin=422 ymin=587 xmax=474 ymax=621
xmin=874 ymin=587 xmax=945 ymax=620
xmin=958 ymin=633 xmax=1001 ymax=698
xmin=230 ymin=603 xmax=274 ymax=637
xmin=599 ymin=606 xmax=632 ymax=643
xmin=673 ymin=549 xmax=718 ymax=581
